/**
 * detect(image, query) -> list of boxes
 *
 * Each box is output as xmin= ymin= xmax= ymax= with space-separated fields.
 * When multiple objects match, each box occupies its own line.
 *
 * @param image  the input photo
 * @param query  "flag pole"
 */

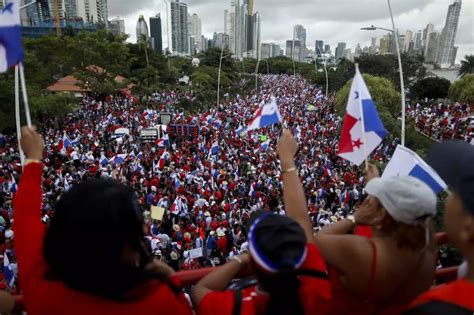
xmin=15 ymin=66 xmax=25 ymax=166
xmin=355 ymin=63 xmax=369 ymax=170
xmin=19 ymin=62 xmax=32 ymax=127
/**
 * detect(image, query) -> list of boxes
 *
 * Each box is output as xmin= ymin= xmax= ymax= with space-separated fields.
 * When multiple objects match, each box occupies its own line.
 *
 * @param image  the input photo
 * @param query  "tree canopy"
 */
xmin=448 ymin=74 xmax=474 ymax=103
xmin=409 ymin=77 xmax=451 ymax=100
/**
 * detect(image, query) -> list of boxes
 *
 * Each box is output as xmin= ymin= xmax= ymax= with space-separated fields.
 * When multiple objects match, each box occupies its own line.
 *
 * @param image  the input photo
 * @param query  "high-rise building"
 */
xmin=315 ymin=40 xmax=324 ymax=55
xmin=398 ymin=35 xmax=406 ymax=53
xmin=0 ymin=0 xmax=4 ymax=9
xmin=354 ymin=43 xmax=362 ymax=57
xmin=188 ymin=13 xmax=201 ymax=52
xmin=200 ymin=35 xmax=209 ymax=52
xmin=108 ymin=17 xmax=125 ymax=36
xmin=414 ymin=30 xmax=423 ymax=52
xmin=48 ymin=0 xmax=77 ymax=21
xmin=24 ymin=0 xmax=51 ymax=26
xmin=245 ymin=11 xmax=261 ymax=59
xmin=335 ymin=42 xmax=346 ymax=61
xmin=136 ymin=15 xmax=149 ymax=44
xmin=436 ymin=0 xmax=462 ymax=68
xmin=324 ymin=44 xmax=330 ymax=54
xmin=425 ymin=32 xmax=440 ymax=63
xmin=404 ymin=30 xmax=413 ymax=52
xmin=75 ymin=0 xmax=108 ymax=24
xmin=167 ymin=0 xmax=189 ymax=55
xmin=261 ymin=43 xmax=280 ymax=59
xmin=370 ymin=37 xmax=377 ymax=55
xmin=343 ymin=48 xmax=353 ymax=61
xmin=150 ymin=14 xmax=163 ymax=53
xmin=213 ymin=32 xmax=230 ymax=49
xmin=423 ymin=23 xmax=434 ymax=56
xmin=293 ymin=25 xmax=306 ymax=49
xmin=224 ymin=9 xmax=235 ymax=53
xmin=286 ymin=40 xmax=302 ymax=62
xmin=379 ymin=35 xmax=390 ymax=54
xmin=231 ymin=0 xmax=261 ymax=59
xmin=248 ymin=0 xmax=254 ymax=15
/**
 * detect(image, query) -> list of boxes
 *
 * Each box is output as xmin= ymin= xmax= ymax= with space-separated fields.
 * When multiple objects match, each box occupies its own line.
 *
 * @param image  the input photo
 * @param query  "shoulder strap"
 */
xmin=232 ymin=290 xmax=243 ymax=315
xmin=297 ymin=269 xmax=329 ymax=280
xmin=367 ymin=239 xmax=378 ymax=299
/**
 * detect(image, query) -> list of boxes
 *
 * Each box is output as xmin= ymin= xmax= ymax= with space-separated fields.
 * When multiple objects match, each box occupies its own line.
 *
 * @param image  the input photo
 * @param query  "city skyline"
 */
xmin=111 ymin=0 xmax=472 ymax=63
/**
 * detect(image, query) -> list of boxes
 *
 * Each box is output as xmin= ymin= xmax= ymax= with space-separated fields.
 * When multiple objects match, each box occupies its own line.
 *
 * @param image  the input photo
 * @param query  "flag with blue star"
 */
xmin=0 ymin=0 xmax=24 ymax=73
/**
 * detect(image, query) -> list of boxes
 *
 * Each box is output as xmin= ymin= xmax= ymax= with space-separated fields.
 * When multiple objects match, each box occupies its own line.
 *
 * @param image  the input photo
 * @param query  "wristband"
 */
xmin=282 ymin=167 xmax=297 ymax=174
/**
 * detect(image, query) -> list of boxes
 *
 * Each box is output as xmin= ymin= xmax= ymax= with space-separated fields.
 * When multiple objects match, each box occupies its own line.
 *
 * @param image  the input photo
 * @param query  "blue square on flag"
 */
xmin=0 ymin=0 xmax=24 ymax=73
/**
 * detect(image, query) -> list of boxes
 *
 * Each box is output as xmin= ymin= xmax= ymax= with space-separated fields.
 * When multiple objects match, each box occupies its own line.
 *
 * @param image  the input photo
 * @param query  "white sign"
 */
xmin=189 ymin=248 xmax=203 ymax=259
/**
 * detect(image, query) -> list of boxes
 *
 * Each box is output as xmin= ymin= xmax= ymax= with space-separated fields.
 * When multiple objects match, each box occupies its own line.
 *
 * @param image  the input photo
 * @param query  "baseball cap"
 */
xmin=365 ymin=176 xmax=437 ymax=225
xmin=427 ymin=140 xmax=474 ymax=215
xmin=248 ymin=212 xmax=307 ymax=273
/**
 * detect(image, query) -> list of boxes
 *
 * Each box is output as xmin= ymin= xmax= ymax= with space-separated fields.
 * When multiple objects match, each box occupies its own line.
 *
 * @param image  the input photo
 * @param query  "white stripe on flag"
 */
xmin=0 ymin=45 xmax=7 ymax=72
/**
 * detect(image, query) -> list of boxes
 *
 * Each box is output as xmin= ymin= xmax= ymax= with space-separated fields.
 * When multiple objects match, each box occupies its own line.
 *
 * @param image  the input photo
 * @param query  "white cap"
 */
xmin=365 ymin=176 xmax=436 ymax=225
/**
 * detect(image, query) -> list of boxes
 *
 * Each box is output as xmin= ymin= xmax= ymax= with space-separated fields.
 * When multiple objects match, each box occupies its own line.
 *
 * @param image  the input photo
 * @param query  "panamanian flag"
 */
xmin=337 ymin=67 xmax=386 ymax=165
xmin=0 ymin=0 xmax=24 ymax=73
xmin=245 ymin=97 xmax=282 ymax=133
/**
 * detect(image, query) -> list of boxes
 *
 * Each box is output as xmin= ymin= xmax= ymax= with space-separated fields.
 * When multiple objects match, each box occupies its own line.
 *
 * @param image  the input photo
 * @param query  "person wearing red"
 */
xmin=404 ymin=141 xmax=474 ymax=315
xmin=191 ymin=130 xmax=331 ymax=315
xmin=14 ymin=126 xmax=192 ymax=315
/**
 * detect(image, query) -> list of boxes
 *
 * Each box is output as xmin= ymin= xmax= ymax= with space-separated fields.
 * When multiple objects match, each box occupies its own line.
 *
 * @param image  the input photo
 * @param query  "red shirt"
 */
xmin=407 ymin=279 xmax=474 ymax=313
xmin=14 ymin=163 xmax=193 ymax=315
xmin=197 ymin=243 xmax=331 ymax=315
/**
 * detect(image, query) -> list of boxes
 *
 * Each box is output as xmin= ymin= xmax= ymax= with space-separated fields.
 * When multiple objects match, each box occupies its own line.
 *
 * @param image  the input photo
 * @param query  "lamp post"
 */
xmin=217 ymin=45 xmax=225 ymax=107
xmin=361 ymin=23 xmax=406 ymax=145
xmin=254 ymin=58 xmax=260 ymax=90
xmin=316 ymin=47 xmax=329 ymax=97
xmin=217 ymin=47 xmax=232 ymax=106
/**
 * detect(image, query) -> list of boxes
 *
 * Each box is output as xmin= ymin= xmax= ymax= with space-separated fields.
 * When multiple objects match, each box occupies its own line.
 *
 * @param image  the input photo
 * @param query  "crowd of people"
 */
xmin=0 ymin=74 xmax=473 ymax=314
xmin=409 ymin=102 xmax=473 ymax=143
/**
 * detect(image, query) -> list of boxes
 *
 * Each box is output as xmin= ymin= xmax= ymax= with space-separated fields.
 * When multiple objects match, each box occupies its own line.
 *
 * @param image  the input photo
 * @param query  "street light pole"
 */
xmin=255 ymin=58 xmax=260 ymax=90
xmin=217 ymin=45 xmax=224 ymax=107
xmin=387 ymin=0 xmax=406 ymax=147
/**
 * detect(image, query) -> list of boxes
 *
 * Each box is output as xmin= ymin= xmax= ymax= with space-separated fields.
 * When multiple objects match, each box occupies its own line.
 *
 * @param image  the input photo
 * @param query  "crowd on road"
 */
xmin=409 ymin=101 xmax=473 ymax=143
xmin=1 ymin=75 xmax=399 ymax=277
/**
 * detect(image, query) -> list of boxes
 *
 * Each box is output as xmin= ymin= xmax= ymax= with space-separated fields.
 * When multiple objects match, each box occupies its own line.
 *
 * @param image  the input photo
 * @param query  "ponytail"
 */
xmin=265 ymin=272 xmax=304 ymax=315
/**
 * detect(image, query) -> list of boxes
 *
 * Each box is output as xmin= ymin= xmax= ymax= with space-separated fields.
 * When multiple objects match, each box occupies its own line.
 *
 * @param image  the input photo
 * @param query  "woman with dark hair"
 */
xmin=14 ymin=127 xmax=192 ymax=315
xmin=190 ymin=131 xmax=331 ymax=315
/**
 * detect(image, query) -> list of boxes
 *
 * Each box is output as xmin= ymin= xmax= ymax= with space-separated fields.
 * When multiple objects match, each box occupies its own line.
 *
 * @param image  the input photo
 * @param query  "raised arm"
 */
xmin=191 ymin=254 xmax=250 ymax=307
xmin=277 ymin=129 xmax=314 ymax=243
xmin=13 ymin=127 xmax=47 ymax=294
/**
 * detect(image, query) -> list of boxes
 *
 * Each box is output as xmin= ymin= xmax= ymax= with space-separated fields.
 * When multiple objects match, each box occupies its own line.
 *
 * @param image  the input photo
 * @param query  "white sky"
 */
xmin=108 ymin=0 xmax=473 ymax=63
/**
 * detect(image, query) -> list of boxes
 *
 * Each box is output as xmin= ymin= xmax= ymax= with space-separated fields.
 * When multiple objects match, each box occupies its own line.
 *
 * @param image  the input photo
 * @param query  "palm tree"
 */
xmin=459 ymin=55 xmax=474 ymax=78
xmin=138 ymin=34 xmax=150 ymax=67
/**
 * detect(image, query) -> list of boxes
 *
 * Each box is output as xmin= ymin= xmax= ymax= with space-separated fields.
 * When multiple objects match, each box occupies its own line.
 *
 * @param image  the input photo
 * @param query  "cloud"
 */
xmin=110 ymin=0 xmax=472 ymax=63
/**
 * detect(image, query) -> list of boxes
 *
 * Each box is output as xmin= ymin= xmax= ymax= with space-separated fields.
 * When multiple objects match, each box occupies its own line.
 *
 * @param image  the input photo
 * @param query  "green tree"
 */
xmin=459 ymin=55 xmax=474 ymax=78
xmin=448 ymin=74 xmax=474 ymax=103
xmin=68 ymin=30 xmax=130 ymax=98
xmin=335 ymin=74 xmax=401 ymax=120
xmin=410 ymin=77 xmax=451 ymax=100
xmin=137 ymin=34 xmax=150 ymax=67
